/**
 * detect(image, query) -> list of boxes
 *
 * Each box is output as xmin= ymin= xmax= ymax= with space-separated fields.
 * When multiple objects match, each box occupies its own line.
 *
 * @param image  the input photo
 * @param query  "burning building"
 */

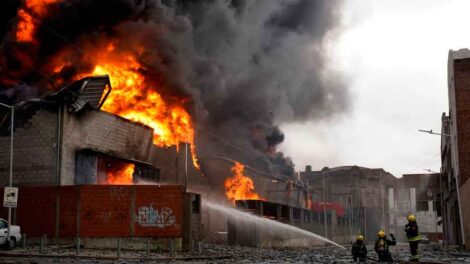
xmin=0 ymin=0 xmax=351 ymax=249
xmin=0 ymin=75 xmax=202 ymax=187
xmin=0 ymin=75 xmax=202 ymax=250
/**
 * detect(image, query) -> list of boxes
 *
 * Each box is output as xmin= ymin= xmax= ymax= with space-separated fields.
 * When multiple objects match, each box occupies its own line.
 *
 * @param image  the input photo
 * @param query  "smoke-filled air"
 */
xmin=0 ymin=0 xmax=349 ymax=180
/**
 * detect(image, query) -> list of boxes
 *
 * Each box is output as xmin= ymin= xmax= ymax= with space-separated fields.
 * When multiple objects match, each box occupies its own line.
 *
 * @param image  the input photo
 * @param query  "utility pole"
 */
xmin=348 ymin=193 xmax=352 ymax=242
xmin=364 ymin=192 xmax=367 ymax=240
xmin=322 ymin=170 xmax=327 ymax=239
xmin=0 ymin=103 xmax=14 ymax=245
xmin=381 ymin=170 xmax=385 ymax=231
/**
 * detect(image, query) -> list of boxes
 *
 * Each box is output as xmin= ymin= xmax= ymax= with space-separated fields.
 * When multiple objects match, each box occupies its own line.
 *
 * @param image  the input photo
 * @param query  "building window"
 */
xmin=396 ymin=201 xmax=410 ymax=212
xmin=417 ymin=201 xmax=429 ymax=211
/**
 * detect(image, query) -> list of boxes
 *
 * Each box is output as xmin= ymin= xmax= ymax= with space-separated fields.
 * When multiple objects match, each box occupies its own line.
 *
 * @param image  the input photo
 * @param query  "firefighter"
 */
xmin=405 ymin=214 xmax=421 ymax=262
xmin=351 ymin=234 xmax=367 ymax=262
xmin=374 ymin=230 xmax=396 ymax=262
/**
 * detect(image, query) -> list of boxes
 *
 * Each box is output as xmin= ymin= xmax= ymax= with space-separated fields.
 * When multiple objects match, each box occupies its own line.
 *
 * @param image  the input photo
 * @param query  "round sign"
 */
xmin=426 ymin=189 xmax=434 ymax=198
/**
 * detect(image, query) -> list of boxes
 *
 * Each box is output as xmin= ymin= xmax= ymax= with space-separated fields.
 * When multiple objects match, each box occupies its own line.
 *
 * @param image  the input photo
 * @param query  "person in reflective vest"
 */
xmin=351 ymin=234 xmax=367 ymax=262
xmin=374 ymin=230 xmax=396 ymax=262
xmin=405 ymin=214 xmax=421 ymax=262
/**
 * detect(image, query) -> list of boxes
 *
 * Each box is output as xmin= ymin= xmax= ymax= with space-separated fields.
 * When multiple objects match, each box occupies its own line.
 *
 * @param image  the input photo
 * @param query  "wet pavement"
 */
xmin=0 ymin=243 xmax=469 ymax=263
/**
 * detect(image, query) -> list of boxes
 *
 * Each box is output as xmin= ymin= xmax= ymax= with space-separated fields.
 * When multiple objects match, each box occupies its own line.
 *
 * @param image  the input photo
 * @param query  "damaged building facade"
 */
xmin=0 ymin=76 xmax=201 ymax=250
xmin=299 ymin=166 xmax=443 ymax=244
xmin=300 ymin=166 xmax=397 ymax=243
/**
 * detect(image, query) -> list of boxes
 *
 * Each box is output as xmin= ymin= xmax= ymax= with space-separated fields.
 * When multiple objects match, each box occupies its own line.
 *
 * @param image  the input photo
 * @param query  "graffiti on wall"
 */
xmin=135 ymin=204 xmax=176 ymax=228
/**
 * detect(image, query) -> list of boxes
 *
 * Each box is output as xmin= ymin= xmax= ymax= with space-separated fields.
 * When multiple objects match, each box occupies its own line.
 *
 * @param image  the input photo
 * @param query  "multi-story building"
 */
xmin=439 ymin=48 xmax=470 ymax=248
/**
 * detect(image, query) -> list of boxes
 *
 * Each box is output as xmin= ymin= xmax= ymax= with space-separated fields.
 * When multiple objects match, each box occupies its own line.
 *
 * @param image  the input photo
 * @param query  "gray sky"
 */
xmin=279 ymin=0 xmax=470 ymax=177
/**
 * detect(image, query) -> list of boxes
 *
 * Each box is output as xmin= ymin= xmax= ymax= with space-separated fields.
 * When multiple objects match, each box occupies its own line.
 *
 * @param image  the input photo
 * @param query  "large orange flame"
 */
xmin=224 ymin=162 xmax=263 ymax=205
xmin=107 ymin=163 xmax=134 ymax=185
xmin=75 ymin=47 xmax=199 ymax=169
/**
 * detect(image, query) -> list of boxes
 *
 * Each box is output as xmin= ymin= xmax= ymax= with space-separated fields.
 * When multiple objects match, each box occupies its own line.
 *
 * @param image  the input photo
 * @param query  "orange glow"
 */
xmin=107 ymin=163 xmax=134 ymax=185
xmin=16 ymin=9 xmax=35 ymax=42
xmin=77 ymin=49 xmax=199 ymax=169
xmin=25 ymin=0 xmax=61 ymax=16
xmin=224 ymin=162 xmax=263 ymax=205
xmin=15 ymin=0 xmax=61 ymax=43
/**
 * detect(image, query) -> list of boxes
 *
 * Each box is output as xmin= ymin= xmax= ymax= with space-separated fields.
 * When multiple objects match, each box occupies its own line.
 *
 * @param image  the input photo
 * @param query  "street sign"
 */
xmin=3 ymin=187 xmax=18 ymax=208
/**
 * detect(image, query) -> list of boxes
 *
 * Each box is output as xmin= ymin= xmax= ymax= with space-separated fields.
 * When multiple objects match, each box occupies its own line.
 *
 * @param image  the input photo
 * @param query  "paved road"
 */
xmin=0 ymin=243 xmax=469 ymax=263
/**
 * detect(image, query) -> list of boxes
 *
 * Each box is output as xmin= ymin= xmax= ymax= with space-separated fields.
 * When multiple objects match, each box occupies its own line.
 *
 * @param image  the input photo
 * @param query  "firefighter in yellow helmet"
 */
xmin=374 ymin=230 xmax=396 ymax=262
xmin=351 ymin=234 xmax=367 ymax=262
xmin=405 ymin=214 xmax=421 ymax=262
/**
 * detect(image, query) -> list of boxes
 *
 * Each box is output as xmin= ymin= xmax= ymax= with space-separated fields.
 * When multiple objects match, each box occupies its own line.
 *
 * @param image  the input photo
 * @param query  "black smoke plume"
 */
xmin=0 ymin=0 xmax=349 ymax=180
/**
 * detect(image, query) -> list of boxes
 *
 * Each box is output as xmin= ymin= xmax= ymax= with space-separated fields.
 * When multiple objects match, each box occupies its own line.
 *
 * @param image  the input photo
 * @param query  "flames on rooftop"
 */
xmin=225 ymin=162 xmax=264 ymax=205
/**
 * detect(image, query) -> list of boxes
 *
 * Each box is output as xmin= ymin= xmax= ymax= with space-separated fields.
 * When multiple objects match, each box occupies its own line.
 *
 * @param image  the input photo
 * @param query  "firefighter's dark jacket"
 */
xmin=405 ymin=221 xmax=421 ymax=241
xmin=374 ymin=237 xmax=396 ymax=253
xmin=351 ymin=240 xmax=367 ymax=256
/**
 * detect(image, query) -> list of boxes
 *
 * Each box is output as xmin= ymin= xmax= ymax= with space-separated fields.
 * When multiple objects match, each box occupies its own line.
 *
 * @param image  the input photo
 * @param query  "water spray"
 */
xmin=204 ymin=201 xmax=346 ymax=250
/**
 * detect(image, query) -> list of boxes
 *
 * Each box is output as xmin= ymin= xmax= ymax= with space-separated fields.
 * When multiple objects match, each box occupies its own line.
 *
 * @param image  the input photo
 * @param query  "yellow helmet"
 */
xmin=378 ymin=230 xmax=386 ymax=237
xmin=407 ymin=214 xmax=416 ymax=222
xmin=356 ymin=235 xmax=364 ymax=241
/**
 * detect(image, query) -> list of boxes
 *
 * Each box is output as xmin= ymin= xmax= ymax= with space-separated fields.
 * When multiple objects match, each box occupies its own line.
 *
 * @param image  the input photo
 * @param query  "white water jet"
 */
xmin=204 ymin=201 xmax=346 ymax=250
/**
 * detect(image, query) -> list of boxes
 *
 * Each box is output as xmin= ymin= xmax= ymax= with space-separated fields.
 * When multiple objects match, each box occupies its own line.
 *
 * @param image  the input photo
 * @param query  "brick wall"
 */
xmin=5 ymin=185 xmax=190 ymax=239
xmin=448 ymin=50 xmax=470 ymax=247
xmin=0 ymin=108 xmax=58 ymax=187
xmin=453 ymin=58 xmax=470 ymax=185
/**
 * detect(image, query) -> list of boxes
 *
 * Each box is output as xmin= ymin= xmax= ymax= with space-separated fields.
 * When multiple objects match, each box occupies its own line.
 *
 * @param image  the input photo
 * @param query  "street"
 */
xmin=0 ymin=243 xmax=469 ymax=263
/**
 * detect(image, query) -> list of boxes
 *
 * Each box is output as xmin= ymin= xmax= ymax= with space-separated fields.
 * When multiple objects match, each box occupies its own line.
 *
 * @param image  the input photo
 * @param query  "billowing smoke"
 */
xmin=0 ymin=0 xmax=349 ymax=180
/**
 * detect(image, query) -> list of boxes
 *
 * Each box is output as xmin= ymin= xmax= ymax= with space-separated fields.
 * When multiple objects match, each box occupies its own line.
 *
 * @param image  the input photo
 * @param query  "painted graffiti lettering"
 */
xmin=135 ymin=204 xmax=176 ymax=228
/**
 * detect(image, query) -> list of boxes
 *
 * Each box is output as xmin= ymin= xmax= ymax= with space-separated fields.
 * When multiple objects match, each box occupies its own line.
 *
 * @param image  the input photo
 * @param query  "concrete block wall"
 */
xmin=0 ymin=108 xmax=58 ymax=187
xmin=61 ymin=110 xmax=154 ymax=185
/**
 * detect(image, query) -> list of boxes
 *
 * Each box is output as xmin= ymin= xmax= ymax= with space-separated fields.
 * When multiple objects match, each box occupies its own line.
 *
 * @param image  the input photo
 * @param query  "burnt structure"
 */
xmin=300 ymin=166 xmax=397 ymax=242
xmin=440 ymin=49 xmax=470 ymax=248
xmin=0 ymin=76 xmax=202 ymax=250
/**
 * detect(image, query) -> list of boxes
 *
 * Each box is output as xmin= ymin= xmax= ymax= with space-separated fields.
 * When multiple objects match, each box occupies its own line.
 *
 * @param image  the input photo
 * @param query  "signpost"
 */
xmin=3 ymin=187 xmax=18 ymax=208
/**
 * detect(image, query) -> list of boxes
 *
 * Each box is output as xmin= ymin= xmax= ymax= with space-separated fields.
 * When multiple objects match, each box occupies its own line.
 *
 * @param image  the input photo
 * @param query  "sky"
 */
xmin=279 ymin=0 xmax=470 ymax=177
